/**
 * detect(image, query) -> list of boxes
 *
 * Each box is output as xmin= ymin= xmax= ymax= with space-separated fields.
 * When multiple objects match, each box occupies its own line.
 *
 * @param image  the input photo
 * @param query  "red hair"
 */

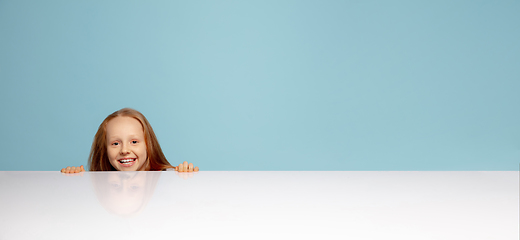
xmin=88 ymin=108 xmax=174 ymax=171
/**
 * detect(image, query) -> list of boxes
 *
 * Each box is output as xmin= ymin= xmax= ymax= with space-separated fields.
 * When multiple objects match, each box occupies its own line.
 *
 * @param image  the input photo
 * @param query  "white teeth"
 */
xmin=119 ymin=159 xmax=135 ymax=163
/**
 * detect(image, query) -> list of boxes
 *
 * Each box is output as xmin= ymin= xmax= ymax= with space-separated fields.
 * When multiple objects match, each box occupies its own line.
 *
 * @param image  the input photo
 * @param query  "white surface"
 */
xmin=0 ymin=171 xmax=518 ymax=239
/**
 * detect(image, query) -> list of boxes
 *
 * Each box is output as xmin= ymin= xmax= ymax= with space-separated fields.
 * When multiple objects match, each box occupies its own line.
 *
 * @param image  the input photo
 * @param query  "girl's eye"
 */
xmin=132 ymin=140 xmax=138 ymax=144
xmin=112 ymin=142 xmax=119 ymax=146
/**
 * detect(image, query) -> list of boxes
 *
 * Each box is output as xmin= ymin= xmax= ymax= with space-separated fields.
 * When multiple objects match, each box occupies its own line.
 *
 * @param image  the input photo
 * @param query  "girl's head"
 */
xmin=88 ymin=108 xmax=173 ymax=171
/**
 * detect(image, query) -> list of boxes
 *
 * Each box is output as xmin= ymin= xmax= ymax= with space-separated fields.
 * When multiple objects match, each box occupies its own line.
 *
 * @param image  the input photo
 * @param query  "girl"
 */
xmin=61 ymin=108 xmax=198 ymax=173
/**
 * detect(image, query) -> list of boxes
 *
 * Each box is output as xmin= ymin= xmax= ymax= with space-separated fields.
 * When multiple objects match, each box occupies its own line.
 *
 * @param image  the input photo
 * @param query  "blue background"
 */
xmin=1 ymin=1 xmax=519 ymax=171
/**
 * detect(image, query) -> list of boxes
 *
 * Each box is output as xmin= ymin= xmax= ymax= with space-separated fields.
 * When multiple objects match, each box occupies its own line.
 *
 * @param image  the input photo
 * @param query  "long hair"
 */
xmin=88 ymin=108 xmax=174 ymax=171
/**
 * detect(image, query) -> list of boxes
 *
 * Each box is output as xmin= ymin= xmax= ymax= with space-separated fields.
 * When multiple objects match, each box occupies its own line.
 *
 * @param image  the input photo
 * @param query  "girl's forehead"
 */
xmin=106 ymin=116 xmax=145 ymax=135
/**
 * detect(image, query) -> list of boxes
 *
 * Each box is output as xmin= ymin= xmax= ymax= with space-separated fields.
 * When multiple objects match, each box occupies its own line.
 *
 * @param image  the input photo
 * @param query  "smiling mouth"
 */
xmin=118 ymin=158 xmax=136 ymax=167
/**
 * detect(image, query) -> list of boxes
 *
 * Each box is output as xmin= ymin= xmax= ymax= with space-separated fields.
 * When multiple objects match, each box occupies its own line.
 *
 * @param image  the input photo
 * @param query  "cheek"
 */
xmin=140 ymin=147 xmax=148 ymax=159
xmin=106 ymin=148 xmax=118 ymax=160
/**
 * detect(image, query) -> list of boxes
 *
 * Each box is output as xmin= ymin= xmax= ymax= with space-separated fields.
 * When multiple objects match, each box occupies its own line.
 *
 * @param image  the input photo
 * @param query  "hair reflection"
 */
xmin=90 ymin=171 xmax=161 ymax=218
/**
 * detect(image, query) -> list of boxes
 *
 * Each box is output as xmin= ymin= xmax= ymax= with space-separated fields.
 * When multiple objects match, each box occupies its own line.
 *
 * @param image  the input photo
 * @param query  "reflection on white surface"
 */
xmin=91 ymin=172 xmax=160 ymax=218
xmin=0 ymin=171 xmax=518 ymax=239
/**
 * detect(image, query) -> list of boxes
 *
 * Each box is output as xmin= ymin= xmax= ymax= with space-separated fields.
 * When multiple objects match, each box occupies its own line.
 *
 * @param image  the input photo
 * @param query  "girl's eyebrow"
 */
xmin=108 ymin=134 xmax=142 ymax=139
xmin=106 ymin=136 xmax=123 ymax=141
xmin=126 ymin=134 xmax=142 ymax=138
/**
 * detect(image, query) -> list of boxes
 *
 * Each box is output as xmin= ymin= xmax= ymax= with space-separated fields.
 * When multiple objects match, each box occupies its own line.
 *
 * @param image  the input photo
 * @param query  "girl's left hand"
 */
xmin=175 ymin=161 xmax=199 ymax=172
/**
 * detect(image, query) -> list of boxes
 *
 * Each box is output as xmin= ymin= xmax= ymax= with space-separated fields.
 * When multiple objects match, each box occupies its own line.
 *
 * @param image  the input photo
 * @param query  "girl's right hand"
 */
xmin=61 ymin=165 xmax=85 ymax=173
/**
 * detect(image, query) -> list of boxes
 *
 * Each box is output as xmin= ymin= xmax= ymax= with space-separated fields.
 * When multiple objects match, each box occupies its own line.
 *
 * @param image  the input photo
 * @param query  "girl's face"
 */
xmin=106 ymin=116 xmax=148 ymax=171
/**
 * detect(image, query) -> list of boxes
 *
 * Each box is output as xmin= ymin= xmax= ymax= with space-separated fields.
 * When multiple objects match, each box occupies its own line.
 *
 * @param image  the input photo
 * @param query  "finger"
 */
xmin=80 ymin=165 xmax=85 ymax=172
xmin=66 ymin=166 xmax=71 ymax=173
xmin=188 ymin=163 xmax=193 ymax=172
xmin=61 ymin=168 xmax=66 ymax=173
xmin=194 ymin=166 xmax=199 ymax=172
xmin=183 ymin=161 xmax=188 ymax=172
xmin=74 ymin=167 xmax=80 ymax=173
xmin=178 ymin=164 xmax=184 ymax=172
xmin=174 ymin=166 xmax=178 ymax=171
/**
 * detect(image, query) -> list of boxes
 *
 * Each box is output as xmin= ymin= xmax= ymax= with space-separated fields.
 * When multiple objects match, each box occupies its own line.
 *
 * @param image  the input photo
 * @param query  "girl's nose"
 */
xmin=121 ymin=145 xmax=130 ymax=154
